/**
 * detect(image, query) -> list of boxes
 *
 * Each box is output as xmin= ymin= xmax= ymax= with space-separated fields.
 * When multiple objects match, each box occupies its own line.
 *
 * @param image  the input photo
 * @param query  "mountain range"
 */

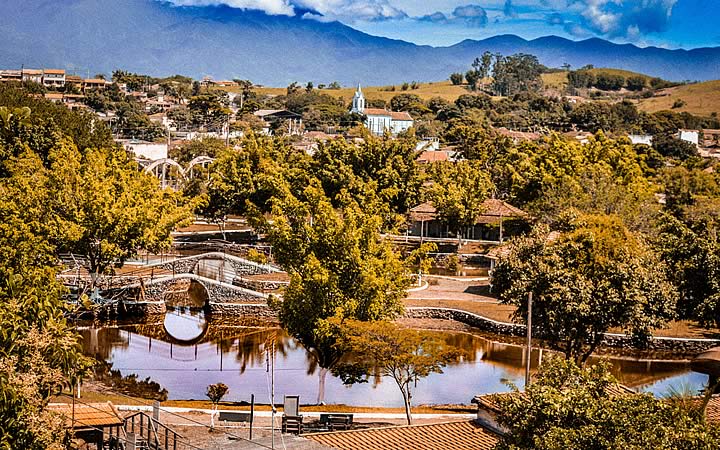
xmin=1 ymin=0 xmax=719 ymax=86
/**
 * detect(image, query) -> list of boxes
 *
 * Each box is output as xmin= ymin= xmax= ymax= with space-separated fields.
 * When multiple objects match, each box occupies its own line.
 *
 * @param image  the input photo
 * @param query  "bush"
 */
xmin=450 ymin=73 xmax=464 ymax=85
xmin=672 ymin=99 xmax=687 ymax=109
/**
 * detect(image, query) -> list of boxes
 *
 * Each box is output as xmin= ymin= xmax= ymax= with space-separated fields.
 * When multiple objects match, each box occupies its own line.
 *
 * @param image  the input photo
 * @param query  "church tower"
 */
xmin=351 ymin=84 xmax=365 ymax=113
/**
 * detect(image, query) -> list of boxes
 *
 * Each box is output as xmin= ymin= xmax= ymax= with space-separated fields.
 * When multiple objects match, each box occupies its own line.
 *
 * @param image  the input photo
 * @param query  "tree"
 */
xmin=492 ymin=212 xmax=677 ymax=363
xmin=492 ymin=53 xmax=544 ymax=96
xmin=449 ymin=73 xmax=464 ymax=85
xmin=199 ymin=134 xmax=291 ymax=237
xmin=567 ymin=70 xmax=595 ymax=89
xmin=206 ymin=383 xmax=229 ymax=429
xmin=48 ymin=143 xmax=193 ymax=284
xmin=406 ymin=242 xmax=437 ymax=286
xmin=262 ymin=187 xmax=410 ymax=404
xmin=465 ymin=70 xmax=481 ymax=91
xmin=656 ymin=214 xmax=720 ymax=326
xmin=496 ymin=357 xmax=720 ymax=450
xmin=595 ymin=73 xmax=625 ymax=91
xmin=426 ymin=161 xmax=494 ymax=244
xmin=0 ymin=151 xmax=90 ymax=449
xmin=653 ymin=134 xmax=699 ymax=160
xmin=334 ymin=320 xmax=463 ymax=425
xmin=626 ymin=75 xmax=647 ymax=91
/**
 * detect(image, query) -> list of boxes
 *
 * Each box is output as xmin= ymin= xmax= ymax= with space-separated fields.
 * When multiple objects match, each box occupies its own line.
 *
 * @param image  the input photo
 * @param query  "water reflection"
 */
xmin=79 ymin=315 xmax=709 ymax=407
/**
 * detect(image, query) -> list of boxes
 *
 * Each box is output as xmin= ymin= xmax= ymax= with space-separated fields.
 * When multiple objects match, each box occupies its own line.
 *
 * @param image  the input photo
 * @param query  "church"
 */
xmin=351 ymin=85 xmax=414 ymax=136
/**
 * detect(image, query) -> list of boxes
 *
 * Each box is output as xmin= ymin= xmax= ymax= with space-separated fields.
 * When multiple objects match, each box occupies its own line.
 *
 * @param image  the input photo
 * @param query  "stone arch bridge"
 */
xmin=66 ymin=252 xmax=286 ymax=312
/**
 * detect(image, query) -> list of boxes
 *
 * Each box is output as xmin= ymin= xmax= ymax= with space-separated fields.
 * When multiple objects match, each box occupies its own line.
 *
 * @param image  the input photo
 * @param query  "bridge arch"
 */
xmin=144 ymin=158 xmax=186 ymax=190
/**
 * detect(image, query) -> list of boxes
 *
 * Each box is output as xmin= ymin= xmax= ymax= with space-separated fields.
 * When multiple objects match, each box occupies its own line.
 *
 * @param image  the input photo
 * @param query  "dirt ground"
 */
xmin=404 ymin=276 xmax=720 ymax=339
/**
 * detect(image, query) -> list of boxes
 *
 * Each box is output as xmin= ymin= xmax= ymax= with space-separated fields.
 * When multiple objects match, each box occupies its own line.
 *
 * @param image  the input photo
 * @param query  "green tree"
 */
xmin=492 ymin=212 xmax=677 ymax=363
xmin=426 ymin=161 xmax=494 ymax=244
xmin=449 ymin=73 xmax=464 ymax=85
xmin=626 ymin=75 xmax=647 ymax=91
xmin=48 ymin=143 xmax=193 ymax=283
xmin=199 ymin=134 xmax=292 ymax=237
xmin=496 ymin=357 xmax=720 ymax=450
xmin=262 ymin=187 xmax=409 ymax=404
xmin=206 ymin=383 xmax=229 ymax=429
xmin=0 ymin=151 xmax=90 ymax=449
xmin=656 ymin=214 xmax=720 ymax=326
xmin=492 ymin=53 xmax=544 ymax=96
xmin=334 ymin=320 xmax=463 ymax=425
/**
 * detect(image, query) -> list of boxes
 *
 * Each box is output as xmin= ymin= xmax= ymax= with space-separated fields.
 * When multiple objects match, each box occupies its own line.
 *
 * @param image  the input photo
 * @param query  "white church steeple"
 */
xmin=351 ymin=84 xmax=365 ymax=113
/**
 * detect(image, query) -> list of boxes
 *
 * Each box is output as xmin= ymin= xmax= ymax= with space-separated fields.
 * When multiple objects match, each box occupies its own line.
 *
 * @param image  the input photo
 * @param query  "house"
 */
xmin=495 ymin=127 xmax=541 ymax=143
xmin=44 ymin=92 xmax=65 ymax=103
xmin=350 ymin=85 xmax=414 ymax=135
xmin=304 ymin=420 xmax=500 ymax=450
xmin=417 ymin=150 xmax=458 ymax=164
xmin=65 ymin=74 xmax=83 ymax=89
xmin=408 ymin=199 xmax=528 ymax=242
xmin=678 ymin=129 xmax=700 ymax=147
xmin=83 ymin=78 xmax=108 ymax=92
xmin=21 ymin=68 xmax=43 ymax=84
xmin=0 ymin=69 xmax=22 ymax=82
xmin=42 ymin=69 xmax=66 ymax=88
xmin=628 ymin=134 xmax=653 ymax=146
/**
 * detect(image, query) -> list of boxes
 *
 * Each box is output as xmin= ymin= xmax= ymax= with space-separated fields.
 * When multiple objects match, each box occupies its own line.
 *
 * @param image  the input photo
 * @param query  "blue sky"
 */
xmin=165 ymin=0 xmax=719 ymax=49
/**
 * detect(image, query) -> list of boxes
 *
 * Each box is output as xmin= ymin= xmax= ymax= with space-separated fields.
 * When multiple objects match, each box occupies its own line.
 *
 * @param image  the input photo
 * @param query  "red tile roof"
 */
xmin=390 ymin=111 xmax=413 ymax=121
xmin=363 ymin=108 xmax=391 ymax=116
xmin=417 ymin=150 xmax=449 ymax=163
xmin=305 ymin=420 xmax=499 ymax=450
xmin=409 ymin=199 xmax=527 ymax=224
xmin=47 ymin=402 xmax=124 ymax=430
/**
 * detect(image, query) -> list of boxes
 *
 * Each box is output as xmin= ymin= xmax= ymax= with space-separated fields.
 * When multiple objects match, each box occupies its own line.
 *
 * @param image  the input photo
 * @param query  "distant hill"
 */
xmin=638 ymin=80 xmax=720 ymax=116
xmin=2 ymin=0 xmax=720 ymax=86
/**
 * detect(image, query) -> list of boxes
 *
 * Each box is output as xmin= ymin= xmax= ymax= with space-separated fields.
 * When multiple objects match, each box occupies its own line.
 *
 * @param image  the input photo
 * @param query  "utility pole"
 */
xmin=525 ymin=292 xmax=533 ymax=389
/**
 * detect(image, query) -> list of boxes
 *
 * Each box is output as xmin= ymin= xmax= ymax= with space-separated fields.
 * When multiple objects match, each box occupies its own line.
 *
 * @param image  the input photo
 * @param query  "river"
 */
xmin=78 ymin=309 xmax=710 ymax=407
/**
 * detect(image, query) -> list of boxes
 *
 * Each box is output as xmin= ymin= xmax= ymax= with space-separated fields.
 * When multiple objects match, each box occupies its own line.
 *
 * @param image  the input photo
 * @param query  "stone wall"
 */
xmin=209 ymin=302 xmax=277 ymax=320
xmin=405 ymin=307 xmax=720 ymax=354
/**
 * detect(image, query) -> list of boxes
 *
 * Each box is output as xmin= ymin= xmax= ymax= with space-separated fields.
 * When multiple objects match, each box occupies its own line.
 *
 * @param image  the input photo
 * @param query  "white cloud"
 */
xmin=573 ymin=0 xmax=677 ymax=38
xmin=162 ymin=0 xmax=407 ymax=21
xmin=165 ymin=0 xmax=294 ymax=15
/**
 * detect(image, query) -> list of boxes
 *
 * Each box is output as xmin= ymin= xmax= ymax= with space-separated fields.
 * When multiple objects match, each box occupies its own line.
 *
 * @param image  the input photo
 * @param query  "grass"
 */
xmin=637 ymin=80 xmax=720 ymax=116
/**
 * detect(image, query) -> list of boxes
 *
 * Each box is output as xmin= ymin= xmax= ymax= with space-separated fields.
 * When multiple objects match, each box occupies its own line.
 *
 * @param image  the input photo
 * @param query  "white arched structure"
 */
xmin=144 ymin=158 xmax=186 ymax=190
xmin=187 ymin=156 xmax=216 ymax=179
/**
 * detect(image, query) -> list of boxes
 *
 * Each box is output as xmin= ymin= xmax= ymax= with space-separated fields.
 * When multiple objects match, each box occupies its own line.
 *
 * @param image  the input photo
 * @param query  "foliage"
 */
xmin=48 ymin=143 xmax=193 ymax=279
xmin=206 ymin=383 xmax=229 ymax=404
xmin=0 ymin=136 xmax=90 ymax=449
xmin=491 ymin=53 xmax=544 ymax=96
xmin=310 ymin=132 xmax=422 ymax=222
xmin=493 ymin=212 xmax=677 ymax=363
xmin=653 ymin=134 xmax=699 ymax=160
xmin=426 ymin=160 xmax=494 ymax=242
xmin=496 ymin=357 xmax=720 ymax=450
xmin=450 ymin=73 xmax=464 ymax=86
xmin=261 ymin=188 xmax=409 ymax=403
xmin=333 ymin=320 xmax=463 ymax=424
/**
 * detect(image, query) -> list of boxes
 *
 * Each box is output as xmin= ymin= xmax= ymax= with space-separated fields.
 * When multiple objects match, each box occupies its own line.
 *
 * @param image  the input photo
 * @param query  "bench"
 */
xmin=218 ymin=411 xmax=252 ymax=423
xmin=319 ymin=413 xmax=354 ymax=431
xmin=282 ymin=415 xmax=304 ymax=435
